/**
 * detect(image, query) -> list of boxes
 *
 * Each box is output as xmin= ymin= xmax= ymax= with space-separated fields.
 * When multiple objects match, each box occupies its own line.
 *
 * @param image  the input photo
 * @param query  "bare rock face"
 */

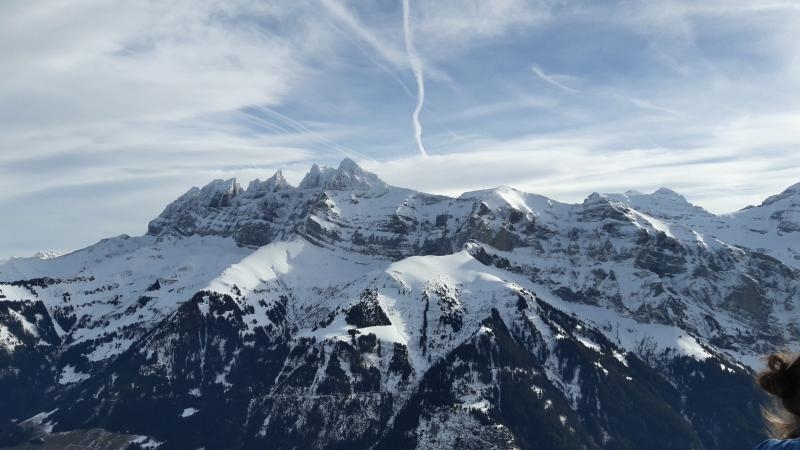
xmin=0 ymin=159 xmax=797 ymax=449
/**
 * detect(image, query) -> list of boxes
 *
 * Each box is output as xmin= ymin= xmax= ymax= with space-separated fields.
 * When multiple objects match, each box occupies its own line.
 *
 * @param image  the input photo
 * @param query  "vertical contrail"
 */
xmin=402 ymin=0 xmax=427 ymax=157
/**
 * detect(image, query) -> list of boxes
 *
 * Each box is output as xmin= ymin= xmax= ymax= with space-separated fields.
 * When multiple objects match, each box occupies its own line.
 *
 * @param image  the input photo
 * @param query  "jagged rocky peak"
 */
xmin=299 ymin=158 xmax=387 ymax=191
xmin=582 ymin=191 xmax=613 ymax=205
xmin=201 ymin=178 xmax=243 ymax=207
xmin=298 ymin=163 xmax=325 ymax=189
xmin=246 ymin=170 xmax=290 ymax=193
xmin=146 ymin=177 xmax=244 ymax=236
xmin=158 ymin=177 xmax=243 ymax=209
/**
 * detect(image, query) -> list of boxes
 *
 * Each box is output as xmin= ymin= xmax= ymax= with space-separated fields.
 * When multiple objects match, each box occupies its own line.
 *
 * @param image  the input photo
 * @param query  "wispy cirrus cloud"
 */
xmin=530 ymin=64 xmax=579 ymax=94
xmin=319 ymin=0 xmax=408 ymax=68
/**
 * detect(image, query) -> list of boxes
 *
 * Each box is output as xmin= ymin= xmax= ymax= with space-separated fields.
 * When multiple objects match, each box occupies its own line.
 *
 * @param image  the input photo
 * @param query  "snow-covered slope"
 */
xmin=604 ymin=184 xmax=800 ymax=269
xmin=0 ymin=158 xmax=795 ymax=450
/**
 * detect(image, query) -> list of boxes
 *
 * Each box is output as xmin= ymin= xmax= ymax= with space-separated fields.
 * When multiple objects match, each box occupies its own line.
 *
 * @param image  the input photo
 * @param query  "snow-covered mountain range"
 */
xmin=1 ymin=159 xmax=797 ymax=449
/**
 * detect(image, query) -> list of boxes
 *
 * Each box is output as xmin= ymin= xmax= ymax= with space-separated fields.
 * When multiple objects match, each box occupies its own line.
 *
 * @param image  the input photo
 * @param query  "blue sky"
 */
xmin=1 ymin=0 xmax=799 ymax=259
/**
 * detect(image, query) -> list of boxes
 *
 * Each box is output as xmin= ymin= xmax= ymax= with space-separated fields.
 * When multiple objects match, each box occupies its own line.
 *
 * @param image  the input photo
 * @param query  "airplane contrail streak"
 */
xmin=402 ymin=0 xmax=427 ymax=157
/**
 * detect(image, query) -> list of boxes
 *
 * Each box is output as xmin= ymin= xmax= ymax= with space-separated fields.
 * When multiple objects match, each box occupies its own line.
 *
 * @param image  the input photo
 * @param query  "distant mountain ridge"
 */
xmin=1 ymin=158 xmax=797 ymax=449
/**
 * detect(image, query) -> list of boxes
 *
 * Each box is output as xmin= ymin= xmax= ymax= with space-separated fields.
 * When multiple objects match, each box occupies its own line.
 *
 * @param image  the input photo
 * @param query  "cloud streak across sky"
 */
xmin=1 ymin=0 xmax=799 ymax=258
xmin=530 ymin=64 xmax=578 ymax=94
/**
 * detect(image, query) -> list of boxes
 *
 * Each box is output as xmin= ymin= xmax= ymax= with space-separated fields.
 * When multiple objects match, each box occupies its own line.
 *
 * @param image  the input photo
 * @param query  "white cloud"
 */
xmin=320 ymin=0 xmax=408 ymax=68
xmin=414 ymin=0 xmax=550 ymax=53
xmin=0 ymin=1 xmax=308 ymax=133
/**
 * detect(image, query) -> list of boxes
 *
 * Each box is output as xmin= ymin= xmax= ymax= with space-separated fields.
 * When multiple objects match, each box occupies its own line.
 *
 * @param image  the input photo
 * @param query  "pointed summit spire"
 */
xmin=328 ymin=158 xmax=387 ymax=190
xmin=299 ymin=163 xmax=330 ymax=189
xmin=337 ymin=157 xmax=361 ymax=172
xmin=299 ymin=159 xmax=387 ymax=191
xmin=247 ymin=170 xmax=290 ymax=193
